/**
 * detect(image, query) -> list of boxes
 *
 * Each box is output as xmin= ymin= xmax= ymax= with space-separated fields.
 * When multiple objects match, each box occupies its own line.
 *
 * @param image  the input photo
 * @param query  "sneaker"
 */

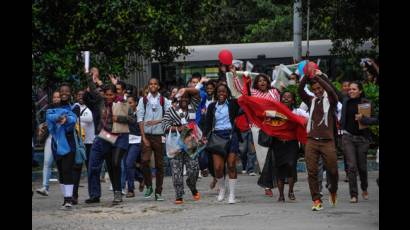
xmin=85 ymin=197 xmax=100 ymax=204
xmin=312 ymin=200 xmax=323 ymax=211
xmin=63 ymin=202 xmax=72 ymax=210
xmin=122 ymin=189 xmax=126 ymax=195
xmin=241 ymin=170 xmax=247 ymax=174
xmin=155 ymin=193 xmax=164 ymax=201
xmin=193 ymin=192 xmax=201 ymax=201
xmin=265 ymin=188 xmax=273 ymax=197
xmin=109 ymin=184 xmax=113 ymax=191
xmin=36 ymin=187 xmax=49 ymax=196
xmin=350 ymin=196 xmax=358 ymax=203
xmin=72 ymin=197 xmax=78 ymax=205
xmin=112 ymin=191 xmax=123 ymax=204
xmin=228 ymin=194 xmax=236 ymax=204
xmin=362 ymin=191 xmax=369 ymax=200
xmin=201 ymin=169 xmax=209 ymax=177
xmin=144 ymin=186 xmax=153 ymax=198
xmin=329 ymin=192 xmax=337 ymax=207
xmin=126 ymin=191 xmax=135 ymax=198
xmin=61 ymin=198 xmax=73 ymax=210
xmin=175 ymin=198 xmax=184 ymax=205
xmin=217 ymin=186 xmax=225 ymax=202
xmin=249 ymin=172 xmax=257 ymax=176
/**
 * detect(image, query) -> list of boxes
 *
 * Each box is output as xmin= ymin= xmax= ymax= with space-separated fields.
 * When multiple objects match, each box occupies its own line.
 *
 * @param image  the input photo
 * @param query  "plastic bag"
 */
xmin=179 ymin=123 xmax=206 ymax=159
xmin=166 ymin=129 xmax=182 ymax=158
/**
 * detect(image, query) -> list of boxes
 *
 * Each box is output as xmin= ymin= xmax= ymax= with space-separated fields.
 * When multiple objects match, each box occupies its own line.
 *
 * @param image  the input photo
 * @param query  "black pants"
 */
xmin=342 ymin=134 xmax=369 ymax=197
xmin=72 ymin=144 xmax=93 ymax=198
xmin=84 ymin=144 xmax=92 ymax=171
xmin=106 ymin=148 xmax=127 ymax=192
xmin=55 ymin=151 xmax=75 ymax=184
xmin=72 ymin=163 xmax=82 ymax=198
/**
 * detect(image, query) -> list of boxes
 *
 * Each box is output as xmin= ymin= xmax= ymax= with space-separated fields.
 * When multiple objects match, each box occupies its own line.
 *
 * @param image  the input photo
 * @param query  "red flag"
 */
xmin=238 ymin=95 xmax=307 ymax=144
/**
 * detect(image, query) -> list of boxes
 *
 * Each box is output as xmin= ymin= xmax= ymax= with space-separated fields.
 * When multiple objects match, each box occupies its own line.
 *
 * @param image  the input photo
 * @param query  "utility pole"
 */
xmin=293 ymin=0 xmax=302 ymax=63
xmin=306 ymin=0 xmax=310 ymax=59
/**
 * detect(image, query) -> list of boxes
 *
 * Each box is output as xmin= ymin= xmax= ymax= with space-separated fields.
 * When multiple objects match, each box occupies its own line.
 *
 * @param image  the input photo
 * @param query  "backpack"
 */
xmin=143 ymin=95 xmax=165 ymax=118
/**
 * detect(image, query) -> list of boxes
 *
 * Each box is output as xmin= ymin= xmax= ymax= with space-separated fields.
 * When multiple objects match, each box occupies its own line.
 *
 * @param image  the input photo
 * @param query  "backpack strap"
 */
xmin=143 ymin=95 xmax=165 ymax=118
xmin=160 ymin=96 xmax=165 ymax=117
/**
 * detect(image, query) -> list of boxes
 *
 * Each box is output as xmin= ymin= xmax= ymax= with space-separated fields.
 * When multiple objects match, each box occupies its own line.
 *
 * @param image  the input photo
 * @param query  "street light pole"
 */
xmin=293 ymin=0 xmax=302 ymax=63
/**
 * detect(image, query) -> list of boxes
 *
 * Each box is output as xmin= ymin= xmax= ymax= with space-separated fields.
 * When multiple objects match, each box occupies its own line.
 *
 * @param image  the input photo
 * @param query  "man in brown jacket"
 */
xmin=298 ymin=63 xmax=339 ymax=211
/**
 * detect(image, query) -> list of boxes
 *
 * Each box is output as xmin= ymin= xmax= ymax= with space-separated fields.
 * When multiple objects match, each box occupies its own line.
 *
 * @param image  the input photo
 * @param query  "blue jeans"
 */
xmin=121 ymin=157 xmax=126 ymax=190
xmin=88 ymin=137 xmax=113 ymax=198
xmin=239 ymin=130 xmax=256 ymax=173
xmin=125 ymin=144 xmax=142 ymax=192
xmin=42 ymin=136 xmax=54 ymax=190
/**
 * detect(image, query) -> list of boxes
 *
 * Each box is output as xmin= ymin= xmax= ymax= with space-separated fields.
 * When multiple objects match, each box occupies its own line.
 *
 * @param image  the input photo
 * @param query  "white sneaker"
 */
xmin=249 ymin=172 xmax=257 ymax=176
xmin=228 ymin=194 xmax=236 ymax=204
xmin=198 ymin=171 xmax=203 ymax=178
xmin=109 ymin=184 xmax=113 ymax=191
xmin=228 ymin=179 xmax=237 ymax=204
xmin=36 ymin=187 xmax=49 ymax=196
xmin=122 ymin=189 xmax=126 ymax=195
xmin=241 ymin=170 xmax=247 ymax=174
xmin=216 ymin=179 xmax=225 ymax=202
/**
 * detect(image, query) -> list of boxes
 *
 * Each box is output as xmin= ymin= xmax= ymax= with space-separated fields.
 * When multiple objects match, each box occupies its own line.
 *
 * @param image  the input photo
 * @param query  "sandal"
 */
xmin=278 ymin=196 xmax=285 ymax=202
xmin=288 ymin=192 xmax=296 ymax=200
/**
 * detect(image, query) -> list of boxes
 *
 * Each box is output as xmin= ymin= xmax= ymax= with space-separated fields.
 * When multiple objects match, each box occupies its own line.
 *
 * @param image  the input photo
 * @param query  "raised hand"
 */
xmin=108 ymin=74 xmax=118 ymax=85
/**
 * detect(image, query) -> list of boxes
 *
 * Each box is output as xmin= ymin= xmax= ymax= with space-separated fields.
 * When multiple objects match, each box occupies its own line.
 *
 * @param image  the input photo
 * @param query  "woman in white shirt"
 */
xmin=76 ymin=90 xmax=95 ymax=170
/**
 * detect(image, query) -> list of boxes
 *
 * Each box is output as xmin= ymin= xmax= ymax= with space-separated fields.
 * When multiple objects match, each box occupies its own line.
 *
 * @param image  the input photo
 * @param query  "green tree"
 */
xmin=301 ymin=0 xmax=379 ymax=56
xmin=32 ymin=0 xmax=202 ymax=88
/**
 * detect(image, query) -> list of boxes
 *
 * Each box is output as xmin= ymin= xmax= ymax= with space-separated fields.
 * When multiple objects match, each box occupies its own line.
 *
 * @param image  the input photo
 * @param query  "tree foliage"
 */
xmin=33 ymin=0 xmax=379 ymax=88
xmin=32 ymin=0 xmax=202 ymax=87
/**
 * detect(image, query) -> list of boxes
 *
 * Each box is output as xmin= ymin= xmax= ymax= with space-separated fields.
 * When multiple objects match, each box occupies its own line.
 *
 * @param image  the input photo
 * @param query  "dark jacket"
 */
xmin=205 ymin=98 xmax=241 ymax=141
xmin=298 ymin=75 xmax=339 ymax=139
xmin=340 ymin=96 xmax=378 ymax=140
xmin=127 ymin=109 xmax=141 ymax=136
xmin=85 ymin=78 xmax=129 ymax=134
xmin=83 ymin=78 xmax=104 ymax=134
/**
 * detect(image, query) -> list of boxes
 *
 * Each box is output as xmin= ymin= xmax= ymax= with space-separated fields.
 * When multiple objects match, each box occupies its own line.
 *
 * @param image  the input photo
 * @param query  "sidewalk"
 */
xmin=32 ymin=171 xmax=379 ymax=230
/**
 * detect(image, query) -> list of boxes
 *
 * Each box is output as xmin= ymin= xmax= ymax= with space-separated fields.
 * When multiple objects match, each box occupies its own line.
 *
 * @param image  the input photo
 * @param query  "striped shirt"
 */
xmin=162 ymin=96 xmax=200 ymax=132
xmin=233 ymin=76 xmax=280 ymax=102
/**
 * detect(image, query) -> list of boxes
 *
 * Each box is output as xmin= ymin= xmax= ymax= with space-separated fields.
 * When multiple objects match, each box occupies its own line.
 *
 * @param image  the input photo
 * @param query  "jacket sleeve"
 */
xmin=315 ymin=76 xmax=339 ymax=105
xmin=162 ymin=109 xmax=173 ymax=133
xmin=46 ymin=109 xmax=61 ymax=123
xmin=205 ymin=103 xmax=214 ymax=137
xmin=63 ymin=110 xmax=77 ymax=132
xmin=298 ymin=76 xmax=313 ymax=106
xmin=80 ymin=108 xmax=93 ymax=123
xmin=319 ymin=74 xmax=344 ymax=102
xmin=137 ymin=97 xmax=145 ymax=123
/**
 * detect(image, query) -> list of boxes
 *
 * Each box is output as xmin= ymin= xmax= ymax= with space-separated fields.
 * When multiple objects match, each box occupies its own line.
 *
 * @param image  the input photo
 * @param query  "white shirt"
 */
xmin=292 ymin=108 xmax=309 ymax=119
xmin=78 ymin=104 xmax=95 ymax=144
